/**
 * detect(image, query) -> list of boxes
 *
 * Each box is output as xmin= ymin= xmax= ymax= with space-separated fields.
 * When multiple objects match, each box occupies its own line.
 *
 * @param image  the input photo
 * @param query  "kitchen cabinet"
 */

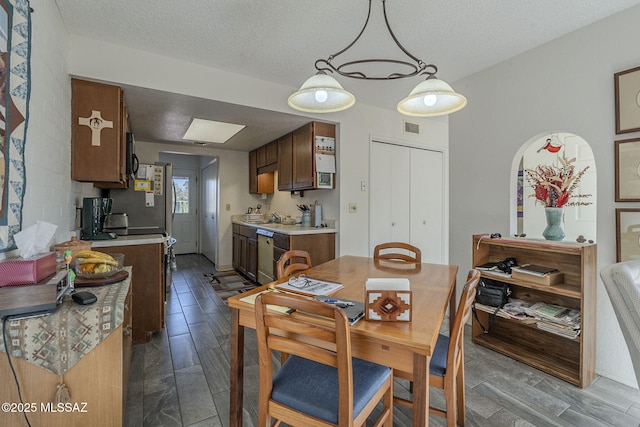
xmin=71 ymin=78 xmax=128 ymax=187
xmin=249 ymin=150 xmax=274 ymax=194
xmin=98 ymin=242 xmax=164 ymax=344
xmin=471 ymin=235 xmax=596 ymax=387
xmin=278 ymin=121 xmax=336 ymax=192
xmin=271 ymin=231 xmax=336 ymax=278
xmin=232 ymin=224 xmax=257 ymax=281
xmin=277 ymin=133 xmax=293 ymax=190
xmin=257 ymin=140 xmax=278 ymax=169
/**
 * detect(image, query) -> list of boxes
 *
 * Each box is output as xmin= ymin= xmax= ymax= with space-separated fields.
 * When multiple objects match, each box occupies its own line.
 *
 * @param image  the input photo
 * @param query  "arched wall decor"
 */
xmin=0 ymin=0 xmax=30 ymax=252
xmin=510 ymin=132 xmax=597 ymax=242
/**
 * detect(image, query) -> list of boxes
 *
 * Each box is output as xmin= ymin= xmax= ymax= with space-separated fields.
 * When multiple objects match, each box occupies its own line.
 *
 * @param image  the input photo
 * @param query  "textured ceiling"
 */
xmin=54 ymin=0 xmax=640 ymax=150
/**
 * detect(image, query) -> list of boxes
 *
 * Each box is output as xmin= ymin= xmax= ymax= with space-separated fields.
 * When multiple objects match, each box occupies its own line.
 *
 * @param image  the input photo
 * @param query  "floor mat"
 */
xmin=204 ymin=271 xmax=258 ymax=303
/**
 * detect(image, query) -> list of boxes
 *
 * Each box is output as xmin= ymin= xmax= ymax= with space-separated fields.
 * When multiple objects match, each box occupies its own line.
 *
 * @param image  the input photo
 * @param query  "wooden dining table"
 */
xmin=227 ymin=255 xmax=459 ymax=427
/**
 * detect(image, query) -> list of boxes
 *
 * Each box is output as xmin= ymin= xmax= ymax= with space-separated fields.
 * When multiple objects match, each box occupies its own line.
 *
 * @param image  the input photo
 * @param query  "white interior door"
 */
xmin=172 ymin=168 xmax=198 ymax=254
xmin=370 ymin=140 xmax=445 ymax=263
xmin=410 ymin=149 xmax=444 ymax=263
xmin=369 ymin=142 xmax=411 ymax=253
xmin=201 ymin=160 xmax=218 ymax=265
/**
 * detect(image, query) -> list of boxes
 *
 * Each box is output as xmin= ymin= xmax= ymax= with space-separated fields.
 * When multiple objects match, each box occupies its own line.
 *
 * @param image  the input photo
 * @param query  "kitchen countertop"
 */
xmin=89 ymin=234 xmax=166 ymax=248
xmin=232 ymin=219 xmax=336 ymax=235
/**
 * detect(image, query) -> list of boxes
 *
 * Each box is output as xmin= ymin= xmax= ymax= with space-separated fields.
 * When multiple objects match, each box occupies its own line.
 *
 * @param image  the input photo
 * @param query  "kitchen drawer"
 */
xmin=239 ymin=225 xmax=257 ymax=239
xmin=273 ymin=232 xmax=290 ymax=250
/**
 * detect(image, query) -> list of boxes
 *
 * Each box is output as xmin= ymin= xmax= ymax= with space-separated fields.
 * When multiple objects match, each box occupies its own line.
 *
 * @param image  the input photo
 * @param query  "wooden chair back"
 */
xmin=373 ymin=242 xmax=422 ymax=263
xmin=393 ymin=269 xmax=481 ymax=426
xmin=276 ymin=249 xmax=312 ymax=279
xmin=447 ymin=269 xmax=481 ymax=379
xmin=255 ymin=292 xmax=393 ymax=426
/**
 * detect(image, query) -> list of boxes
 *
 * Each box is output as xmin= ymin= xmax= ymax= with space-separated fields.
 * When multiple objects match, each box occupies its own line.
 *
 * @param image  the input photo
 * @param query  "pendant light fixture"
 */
xmin=288 ymin=0 xmax=466 ymax=116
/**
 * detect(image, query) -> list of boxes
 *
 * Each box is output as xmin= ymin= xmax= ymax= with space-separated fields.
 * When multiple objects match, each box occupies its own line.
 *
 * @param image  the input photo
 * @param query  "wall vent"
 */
xmin=404 ymin=121 xmax=420 ymax=135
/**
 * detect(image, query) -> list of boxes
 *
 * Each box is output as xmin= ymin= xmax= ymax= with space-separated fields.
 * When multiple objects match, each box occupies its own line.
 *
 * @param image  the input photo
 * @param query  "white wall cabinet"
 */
xmin=369 ymin=141 xmax=445 ymax=263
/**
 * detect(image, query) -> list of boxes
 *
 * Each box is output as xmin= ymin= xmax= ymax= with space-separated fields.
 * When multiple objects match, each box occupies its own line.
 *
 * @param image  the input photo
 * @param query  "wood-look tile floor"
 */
xmin=124 ymin=254 xmax=640 ymax=427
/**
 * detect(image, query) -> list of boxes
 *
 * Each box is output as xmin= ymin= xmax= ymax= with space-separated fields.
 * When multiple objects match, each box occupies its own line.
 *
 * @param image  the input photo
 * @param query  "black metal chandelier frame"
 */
xmin=314 ymin=0 xmax=438 ymax=81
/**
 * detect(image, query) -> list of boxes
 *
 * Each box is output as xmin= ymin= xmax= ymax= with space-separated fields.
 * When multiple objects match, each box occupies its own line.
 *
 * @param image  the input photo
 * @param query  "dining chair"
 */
xmin=254 ymin=292 xmax=394 ymax=427
xmin=373 ymin=242 xmax=422 ymax=263
xmin=394 ymin=269 xmax=481 ymax=427
xmin=276 ymin=249 xmax=312 ymax=279
xmin=600 ymin=261 xmax=640 ymax=388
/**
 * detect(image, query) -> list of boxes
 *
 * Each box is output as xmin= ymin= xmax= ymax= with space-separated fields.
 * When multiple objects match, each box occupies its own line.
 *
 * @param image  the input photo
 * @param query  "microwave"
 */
xmin=317 ymin=172 xmax=334 ymax=189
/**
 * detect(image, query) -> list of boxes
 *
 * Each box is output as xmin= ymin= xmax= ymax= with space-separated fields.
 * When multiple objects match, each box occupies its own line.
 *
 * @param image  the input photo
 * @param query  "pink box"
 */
xmin=0 ymin=252 xmax=57 ymax=287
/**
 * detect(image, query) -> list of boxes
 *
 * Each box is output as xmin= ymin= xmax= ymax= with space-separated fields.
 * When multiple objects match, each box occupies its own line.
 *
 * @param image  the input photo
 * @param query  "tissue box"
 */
xmin=0 ymin=252 xmax=57 ymax=287
xmin=365 ymin=278 xmax=412 ymax=322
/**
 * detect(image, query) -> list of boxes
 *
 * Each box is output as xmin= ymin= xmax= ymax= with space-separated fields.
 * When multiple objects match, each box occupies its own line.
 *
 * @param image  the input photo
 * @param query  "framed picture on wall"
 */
xmin=616 ymin=208 xmax=640 ymax=262
xmin=615 ymin=66 xmax=640 ymax=134
xmin=615 ymin=138 xmax=640 ymax=201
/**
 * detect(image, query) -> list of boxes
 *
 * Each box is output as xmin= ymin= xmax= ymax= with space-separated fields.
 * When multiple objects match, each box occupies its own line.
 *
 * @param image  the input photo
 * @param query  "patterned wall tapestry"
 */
xmin=0 ymin=0 xmax=30 ymax=252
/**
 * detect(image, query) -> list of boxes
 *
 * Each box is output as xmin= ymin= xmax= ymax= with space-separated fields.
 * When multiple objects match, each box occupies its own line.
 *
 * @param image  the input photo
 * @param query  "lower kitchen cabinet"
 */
xmin=232 ymin=224 xmax=257 ymax=281
xmin=233 ymin=223 xmax=336 ymax=281
xmin=271 ymin=232 xmax=336 ymax=279
xmin=99 ymin=242 xmax=164 ymax=344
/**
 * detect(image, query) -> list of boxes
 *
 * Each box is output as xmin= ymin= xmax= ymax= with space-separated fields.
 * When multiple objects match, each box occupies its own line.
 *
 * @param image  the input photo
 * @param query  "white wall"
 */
xmin=450 ymin=5 xmax=640 ymax=388
xmin=66 ymin=36 xmax=449 ymax=263
xmin=5 ymin=0 xmax=98 ymax=261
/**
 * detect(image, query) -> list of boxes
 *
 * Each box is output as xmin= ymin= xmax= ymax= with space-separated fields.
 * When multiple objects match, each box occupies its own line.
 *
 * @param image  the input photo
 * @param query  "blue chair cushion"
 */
xmin=430 ymin=333 xmax=449 ymax=377
xmin=271 ymin=355 xmax=391 ymax=424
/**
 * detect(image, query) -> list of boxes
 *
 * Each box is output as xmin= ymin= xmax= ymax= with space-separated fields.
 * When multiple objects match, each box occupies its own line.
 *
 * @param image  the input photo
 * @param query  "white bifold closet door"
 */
xmin=369 ymin=141 xmax=444 ymax=264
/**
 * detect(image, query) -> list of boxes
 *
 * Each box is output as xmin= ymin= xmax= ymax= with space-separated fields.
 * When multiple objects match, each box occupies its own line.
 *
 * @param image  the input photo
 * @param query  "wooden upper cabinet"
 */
xmin=265 ymin=140 xmax=278 ymax=165
xmin=71 ymin=79 xmax=126 ymax=185
xmin=277 ymin=133 xmax=293 ymax=190
xmin=256 ymin=145 xmax=267 ymax=168
xmin=249 ymin=150 xmax=258 ymax=194
xmin=292 ymin=123 xmax=314 ymax=189
xmin=292 ymin=121 xmax=336 ymax=191
xmin=257 ymin=140 xmax=278 ymax=169
xmin=276 ymin=121 xmax=336 ymax=192
xmin=249 ymin=149 xmax=274 ymax=194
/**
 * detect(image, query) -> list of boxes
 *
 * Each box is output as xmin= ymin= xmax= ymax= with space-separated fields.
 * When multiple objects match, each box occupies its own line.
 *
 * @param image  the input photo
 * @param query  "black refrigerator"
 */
xmin=108 ymin=162 xmax=174 ymax=237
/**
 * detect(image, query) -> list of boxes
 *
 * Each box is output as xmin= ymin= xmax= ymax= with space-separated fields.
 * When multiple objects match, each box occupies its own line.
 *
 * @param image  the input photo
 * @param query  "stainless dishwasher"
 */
xmin=257 ymin=229 xmax=274 ymax=284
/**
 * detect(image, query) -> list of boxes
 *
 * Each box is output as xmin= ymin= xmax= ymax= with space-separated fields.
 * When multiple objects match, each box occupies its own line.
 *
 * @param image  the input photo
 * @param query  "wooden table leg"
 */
xmin=229 ymin=308 xmax=244 ymax=427
xmin=412 ymin=353 xmax=429 ymax=426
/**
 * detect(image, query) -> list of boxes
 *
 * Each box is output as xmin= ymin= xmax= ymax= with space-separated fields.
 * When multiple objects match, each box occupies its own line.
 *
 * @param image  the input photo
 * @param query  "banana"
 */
xmin=74 ymin=250 xmax=114 ymax=261
xmin=78 ymin=257 xmax=118 ymax=266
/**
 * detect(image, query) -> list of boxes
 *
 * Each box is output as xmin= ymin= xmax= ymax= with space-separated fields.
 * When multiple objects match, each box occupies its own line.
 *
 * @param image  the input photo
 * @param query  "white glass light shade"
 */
xmin=397 ymin=78 xmax=467 ymax=117
xmin=288 ymin=72 xmax=356 ymax=113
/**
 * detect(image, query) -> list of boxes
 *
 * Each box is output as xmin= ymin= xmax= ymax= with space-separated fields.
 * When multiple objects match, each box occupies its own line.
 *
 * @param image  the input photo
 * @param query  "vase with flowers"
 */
xmin=524 ymin=153 xmax=592 ymax=241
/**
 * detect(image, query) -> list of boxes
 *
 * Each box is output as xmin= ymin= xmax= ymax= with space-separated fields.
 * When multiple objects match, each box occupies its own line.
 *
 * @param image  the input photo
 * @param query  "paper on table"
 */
xmin=238 ymin=289 xmax=291 ymax=313
xmin=365 ymin=277 xmax=410 ymax=291
xmin=315 ymin=154 xmax=336 ymax=173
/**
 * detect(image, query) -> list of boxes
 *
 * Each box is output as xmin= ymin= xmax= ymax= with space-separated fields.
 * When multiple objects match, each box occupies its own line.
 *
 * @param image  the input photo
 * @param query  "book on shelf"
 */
xmin=526 ymin=302 xmax=581 ymax=327
xmin=511 ymin=264 xmax=560 ymax=277
xmin=536 ymin=321 xmax=581 ymax=339
xmin=480 ymin=269 xmax=512 ymax=279
xmin=473 ymin=300 xmax=536 ymax=322
xmin=476 ymin=262 xmax=499 ymax=270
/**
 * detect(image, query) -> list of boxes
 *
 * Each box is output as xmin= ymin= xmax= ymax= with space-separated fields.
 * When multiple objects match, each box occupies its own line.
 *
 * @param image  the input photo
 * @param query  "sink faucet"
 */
xmin=271 ymin=213 xmax=283 ymax=223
